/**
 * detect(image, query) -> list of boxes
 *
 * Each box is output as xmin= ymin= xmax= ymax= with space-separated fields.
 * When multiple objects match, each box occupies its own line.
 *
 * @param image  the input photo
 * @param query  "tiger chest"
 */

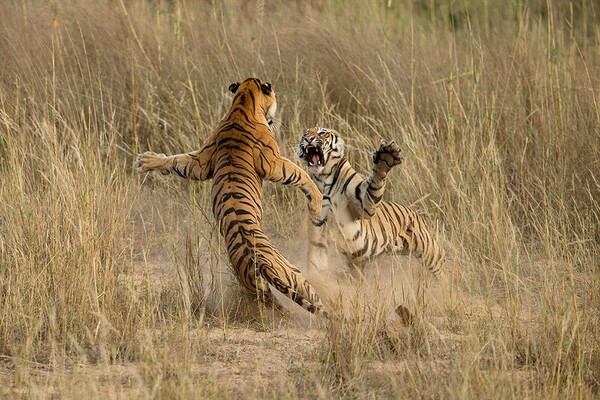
xmin=328 ymin=196 xmax=363 ymax=255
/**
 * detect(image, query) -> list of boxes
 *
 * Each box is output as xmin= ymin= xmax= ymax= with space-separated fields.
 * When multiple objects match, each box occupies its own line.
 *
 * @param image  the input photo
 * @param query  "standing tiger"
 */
xmin=298 ymin=127 xmax=445 ymax=277
xmin=135 ymin=78 xmax=327 ymax=317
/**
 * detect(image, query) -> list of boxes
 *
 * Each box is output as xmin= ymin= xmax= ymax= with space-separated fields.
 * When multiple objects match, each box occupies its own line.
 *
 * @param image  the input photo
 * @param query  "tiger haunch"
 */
xmin=298 ymin=127 xmax=446 ymax=277
xmin=135 ymin=79 xmax=327 ymax=317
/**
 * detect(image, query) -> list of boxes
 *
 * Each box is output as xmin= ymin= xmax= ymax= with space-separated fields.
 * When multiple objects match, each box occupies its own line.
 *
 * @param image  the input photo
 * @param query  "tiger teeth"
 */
xmin=303 ymin=144 xmax=323 ymax=167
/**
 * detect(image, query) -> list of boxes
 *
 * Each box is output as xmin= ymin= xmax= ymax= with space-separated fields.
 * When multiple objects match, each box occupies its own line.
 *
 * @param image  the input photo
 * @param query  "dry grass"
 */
xmin=0 ymin=0 xmax=599 ymax=398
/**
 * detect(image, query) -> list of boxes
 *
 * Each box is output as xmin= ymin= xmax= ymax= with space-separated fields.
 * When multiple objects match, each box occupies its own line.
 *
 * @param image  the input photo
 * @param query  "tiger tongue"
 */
xmin=311 ymin=153 xmax=321 ymax=166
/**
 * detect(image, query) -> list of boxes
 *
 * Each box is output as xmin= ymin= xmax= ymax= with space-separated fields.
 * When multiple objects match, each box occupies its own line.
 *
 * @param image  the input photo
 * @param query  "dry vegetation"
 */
xmin=0 ymin=0 xmax=599 ymax=398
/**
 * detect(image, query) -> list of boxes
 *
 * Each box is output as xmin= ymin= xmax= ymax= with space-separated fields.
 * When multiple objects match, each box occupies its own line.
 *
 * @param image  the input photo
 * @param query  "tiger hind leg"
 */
xmin=256 ymin=253 xmax=328 ymax=318
xmin=393 ymin=229 xmax=445 ymax=277
xmin=240 ymin=271 xmax=290 ymax=316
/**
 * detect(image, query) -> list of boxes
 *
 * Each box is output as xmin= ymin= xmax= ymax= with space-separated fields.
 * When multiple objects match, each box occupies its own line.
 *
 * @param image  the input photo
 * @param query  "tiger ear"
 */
xmin=261 ymin=82 xmax=272 ymax=95
xmin=228 ymin=82 xmax=240 ymax=93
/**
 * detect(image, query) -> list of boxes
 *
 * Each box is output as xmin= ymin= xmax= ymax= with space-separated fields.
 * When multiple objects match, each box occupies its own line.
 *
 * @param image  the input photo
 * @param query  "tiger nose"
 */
xmin=305 ymin=136 xmax=314 ymax=143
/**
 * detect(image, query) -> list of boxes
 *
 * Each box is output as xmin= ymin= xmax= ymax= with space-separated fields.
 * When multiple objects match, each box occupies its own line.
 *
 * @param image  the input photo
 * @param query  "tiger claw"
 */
xmin=373 ymin=140 xmax=403 ymax=170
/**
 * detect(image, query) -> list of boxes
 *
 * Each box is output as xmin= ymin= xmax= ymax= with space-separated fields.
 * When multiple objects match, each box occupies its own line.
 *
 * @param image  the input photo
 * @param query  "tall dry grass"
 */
xmin=0 ymin=0 xmax=598 ymax=397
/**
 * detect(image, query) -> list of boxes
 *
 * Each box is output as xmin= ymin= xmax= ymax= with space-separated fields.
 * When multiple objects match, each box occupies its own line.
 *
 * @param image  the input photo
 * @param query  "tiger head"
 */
xmin=228 ymin=78 xmax=277 ymax=127
xmin=298 ymin=127 xmax=345 ymax=174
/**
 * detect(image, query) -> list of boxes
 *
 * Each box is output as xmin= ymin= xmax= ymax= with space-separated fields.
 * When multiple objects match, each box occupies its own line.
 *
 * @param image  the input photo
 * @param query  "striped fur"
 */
xmin=135 ymin=78 xmax=327 ymax=317
xmin=298 ymin=127 xmax=445 ymax=276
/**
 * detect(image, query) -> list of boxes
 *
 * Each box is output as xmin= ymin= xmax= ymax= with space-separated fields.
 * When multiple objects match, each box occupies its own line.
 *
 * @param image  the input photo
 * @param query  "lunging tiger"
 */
xmin=298 ymin=127 xmax=445 ymax=277
xmin=135 ymin=78 xmax=327 ymax=317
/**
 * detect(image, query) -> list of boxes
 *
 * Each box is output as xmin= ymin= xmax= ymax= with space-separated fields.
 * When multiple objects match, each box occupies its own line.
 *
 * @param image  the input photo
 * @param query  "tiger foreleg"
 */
xmin=355 ymin=140 xmax=403 ymax=218
xmin=307 ymin=204 xmax=330 ymax=273
xmin=262 ymin=157 xmax=323 ymax=223
xmin=135 ymin=145 xmax=214 ymax=181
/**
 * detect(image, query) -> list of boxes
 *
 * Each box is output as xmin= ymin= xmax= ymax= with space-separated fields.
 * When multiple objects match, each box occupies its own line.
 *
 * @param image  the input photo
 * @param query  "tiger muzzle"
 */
xmin=301 ymin=143 xmax=324 ymax=167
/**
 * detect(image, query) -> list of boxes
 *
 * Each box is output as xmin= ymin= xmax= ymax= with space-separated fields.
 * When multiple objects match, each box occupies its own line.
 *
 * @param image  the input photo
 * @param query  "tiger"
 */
xmin=297 ymin=127 xmax=445 ymax=277
xmin=135 ymin=78 xmax=328 ymax=317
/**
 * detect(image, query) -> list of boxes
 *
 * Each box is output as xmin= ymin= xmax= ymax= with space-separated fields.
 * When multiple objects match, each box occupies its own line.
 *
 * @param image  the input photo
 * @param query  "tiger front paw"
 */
xmin=373 ymin=140 xmax=403 ymax=172
xmin=307 ymin=192 xmax=323 ymax=220
xmin=134 ymin=152 xmax=170 ymax=175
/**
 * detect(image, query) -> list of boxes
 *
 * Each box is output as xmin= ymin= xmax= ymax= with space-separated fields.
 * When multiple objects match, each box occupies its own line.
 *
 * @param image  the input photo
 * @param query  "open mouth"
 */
xmin=303 ymin=145 xmax=323 ymax=167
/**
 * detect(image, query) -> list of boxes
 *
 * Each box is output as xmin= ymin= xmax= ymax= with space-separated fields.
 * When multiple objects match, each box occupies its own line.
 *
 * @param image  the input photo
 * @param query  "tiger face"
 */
xmin=228 ymin=78 xmax=277 ymax=127
xmin=298 ymin=127 xmax=345 ymax=173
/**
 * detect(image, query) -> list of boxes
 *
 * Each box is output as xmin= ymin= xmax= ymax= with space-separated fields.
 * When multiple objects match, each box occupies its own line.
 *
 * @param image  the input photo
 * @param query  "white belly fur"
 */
xmin=329 ymin=195 xmax=364 ymax=256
